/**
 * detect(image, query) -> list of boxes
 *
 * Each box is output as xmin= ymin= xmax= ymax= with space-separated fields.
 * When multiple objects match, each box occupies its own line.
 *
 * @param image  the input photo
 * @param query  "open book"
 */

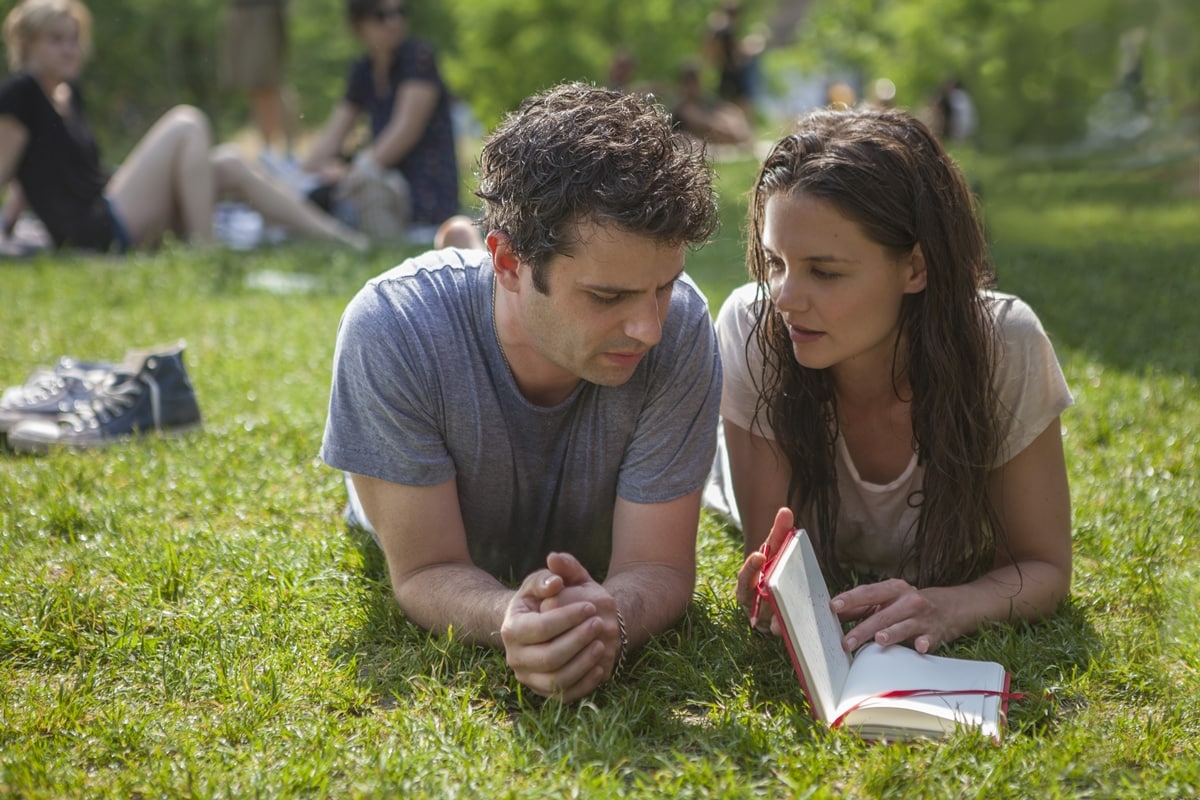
xmin=761 ymin=528 xmax=1013 ymax=741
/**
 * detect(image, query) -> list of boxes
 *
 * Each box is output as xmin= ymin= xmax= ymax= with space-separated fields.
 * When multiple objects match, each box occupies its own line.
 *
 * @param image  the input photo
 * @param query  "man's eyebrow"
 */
xmin=580 ymin=268 xmax=685 ymax=295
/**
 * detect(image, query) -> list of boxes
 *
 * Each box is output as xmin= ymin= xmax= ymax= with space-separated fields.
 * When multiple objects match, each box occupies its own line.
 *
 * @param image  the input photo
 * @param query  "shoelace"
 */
xmin=7 ymin=370 xmax=66 ymax=403
xmin=4 ymin=365 xmax=104 ymax=406
xmin=60 ymin=371 xmax=145 ymax=433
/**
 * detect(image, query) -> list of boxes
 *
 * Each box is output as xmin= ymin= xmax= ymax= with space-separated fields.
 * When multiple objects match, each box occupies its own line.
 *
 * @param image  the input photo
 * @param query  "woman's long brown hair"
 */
xmin=746 ymin=107 xmax=1003 ymax=590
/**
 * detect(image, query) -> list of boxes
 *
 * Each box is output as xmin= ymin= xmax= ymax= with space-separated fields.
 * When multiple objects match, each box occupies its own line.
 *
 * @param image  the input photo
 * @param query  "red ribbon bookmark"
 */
xmin=830 ymin=687 xmax=1028 ymax=729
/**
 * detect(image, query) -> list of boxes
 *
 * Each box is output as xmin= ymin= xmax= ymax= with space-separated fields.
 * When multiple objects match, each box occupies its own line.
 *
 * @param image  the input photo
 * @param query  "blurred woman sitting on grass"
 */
xmin=0 ymin=0 xmax=366 ymax=253
xmin=299 ymin=0 xmax=469 ymax=246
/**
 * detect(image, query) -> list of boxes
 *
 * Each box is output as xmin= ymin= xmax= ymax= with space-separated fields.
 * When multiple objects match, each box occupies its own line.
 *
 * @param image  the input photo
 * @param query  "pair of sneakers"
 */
xmin=0 ymin=342 xmax=202 ymax=454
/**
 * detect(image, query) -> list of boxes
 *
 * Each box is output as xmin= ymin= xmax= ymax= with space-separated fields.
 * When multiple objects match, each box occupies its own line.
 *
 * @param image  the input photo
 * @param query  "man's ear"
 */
xmin=487 ymin=231 xmax=522 ymax=290
xmin=903 ymin=243 xmax=928 ymax=294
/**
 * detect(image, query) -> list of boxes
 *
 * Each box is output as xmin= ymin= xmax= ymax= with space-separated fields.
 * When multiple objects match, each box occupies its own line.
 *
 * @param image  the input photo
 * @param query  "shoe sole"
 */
xmin=6 ymin=421 xmax=204 ymax=455
xmin=0 ymin=409 xmax=73 ymax=434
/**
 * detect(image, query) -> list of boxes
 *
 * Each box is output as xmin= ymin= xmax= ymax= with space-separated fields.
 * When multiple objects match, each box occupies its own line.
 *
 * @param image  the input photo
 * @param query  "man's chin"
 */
xmin=585 ymin=362 xmax=641 ymax=387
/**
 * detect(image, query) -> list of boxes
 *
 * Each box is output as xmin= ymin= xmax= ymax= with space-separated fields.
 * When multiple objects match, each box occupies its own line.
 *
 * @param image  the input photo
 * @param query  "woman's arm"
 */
xmin=0 ymin=117 xmax=29 ymax=238
xmin=363 ymin=78 xmax=439 ymax=167
xmin=723 ymin=419 xmax=791 ymax=556
xmin=300 ymin=101 xmax=357 ymax=177
xmin=832 ymin=418 xmax=1073 ymax=652
xmin=0 ymin=181 xmax=25 ymax=238
xmin=725 ymin=419 xmax=796 ymax=631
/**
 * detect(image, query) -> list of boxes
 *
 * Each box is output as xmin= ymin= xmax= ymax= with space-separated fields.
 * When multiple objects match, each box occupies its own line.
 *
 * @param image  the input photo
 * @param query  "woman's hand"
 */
xmin=831 ymin=579 xmax=960 ymax=654
xmin=735 ymin=506 xmax=796 ymax=635
xmin=316 ymin=161 xmax=349 ymax=185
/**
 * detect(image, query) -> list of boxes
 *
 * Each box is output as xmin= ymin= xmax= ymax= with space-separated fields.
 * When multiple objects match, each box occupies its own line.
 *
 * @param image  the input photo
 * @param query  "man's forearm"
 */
xmin=389 ymin=562 xmax=514 ymax=647
xmin=603 ymin=563 xmax=695 ymax=650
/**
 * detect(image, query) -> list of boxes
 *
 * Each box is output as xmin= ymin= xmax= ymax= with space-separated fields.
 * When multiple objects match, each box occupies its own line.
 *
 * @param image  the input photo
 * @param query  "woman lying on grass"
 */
xmin=0 ymin=0 xmax=366 ymax=253
xmin=721 ymin=106 xmax=1074 ymax=654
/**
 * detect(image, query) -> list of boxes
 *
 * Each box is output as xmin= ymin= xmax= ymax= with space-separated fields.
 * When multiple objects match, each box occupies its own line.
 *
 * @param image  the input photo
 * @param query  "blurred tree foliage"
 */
xmin=787 ymin=0 xmax=1199 ymax=148
xmin=1 ymin=0 xmax=1194 ymax=159
xmin=436 ymin=0 xmax=729 ymax=127
xmin=0 ymin=0 xmax=739 ymax=160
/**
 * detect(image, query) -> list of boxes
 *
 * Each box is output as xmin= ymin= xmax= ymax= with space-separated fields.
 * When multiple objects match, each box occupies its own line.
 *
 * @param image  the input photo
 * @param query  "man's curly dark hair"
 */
xmin=475 ymin=82 xmax=719 ymax=293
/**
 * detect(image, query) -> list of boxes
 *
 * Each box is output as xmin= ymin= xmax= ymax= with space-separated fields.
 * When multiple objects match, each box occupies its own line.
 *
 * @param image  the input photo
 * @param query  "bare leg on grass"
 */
xmin=209 ymin=145 xmax=368 ymax=251
xmin=107 ymin=105 xmax=216 ymax=246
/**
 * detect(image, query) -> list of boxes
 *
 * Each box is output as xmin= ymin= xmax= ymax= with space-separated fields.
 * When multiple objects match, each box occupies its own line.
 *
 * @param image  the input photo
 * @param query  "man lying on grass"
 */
xmin=321 ymin=82 xmax=721 ymax=702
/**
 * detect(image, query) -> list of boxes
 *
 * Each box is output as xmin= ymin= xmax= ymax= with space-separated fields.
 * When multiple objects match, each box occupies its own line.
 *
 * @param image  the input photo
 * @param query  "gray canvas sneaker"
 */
xmin=7 ymin=343 xmax=202 ymax=453
xmin=0 ymin=357 xmax=117 ymax=434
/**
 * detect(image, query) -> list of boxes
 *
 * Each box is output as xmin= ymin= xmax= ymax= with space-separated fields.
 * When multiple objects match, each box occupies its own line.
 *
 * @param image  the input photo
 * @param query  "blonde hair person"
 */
xmin=3 ymin=0 xmax=90 ymax=71
xmin=0 ymin=0 xmax=365 ymax=251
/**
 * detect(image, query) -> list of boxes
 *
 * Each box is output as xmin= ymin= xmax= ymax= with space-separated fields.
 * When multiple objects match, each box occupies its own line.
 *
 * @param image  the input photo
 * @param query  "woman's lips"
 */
xmin=789 ymin=325 xmax=824 ymax=343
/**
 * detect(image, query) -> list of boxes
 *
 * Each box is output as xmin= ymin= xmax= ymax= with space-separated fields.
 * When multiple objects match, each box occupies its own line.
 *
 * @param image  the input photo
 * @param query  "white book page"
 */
xmin=835 ymin=643 xmax=1006 ymax=738
xmin=766 ymin=530 xmax=852 ymax=722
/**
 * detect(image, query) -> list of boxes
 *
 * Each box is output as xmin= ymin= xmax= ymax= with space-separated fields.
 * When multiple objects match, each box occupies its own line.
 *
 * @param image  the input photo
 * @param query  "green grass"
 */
xmin=1 ymin=152 xmax=1198 ymax=798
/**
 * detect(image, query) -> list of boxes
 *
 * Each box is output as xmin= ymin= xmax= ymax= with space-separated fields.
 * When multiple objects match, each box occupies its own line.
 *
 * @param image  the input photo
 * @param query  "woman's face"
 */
xmin=762 ymin=191 xmax=926 ymax=380
xmin=354 ymin=2 xmax=407 ymax=53
xmin=25 ymin=14 xmax=84 ymax=83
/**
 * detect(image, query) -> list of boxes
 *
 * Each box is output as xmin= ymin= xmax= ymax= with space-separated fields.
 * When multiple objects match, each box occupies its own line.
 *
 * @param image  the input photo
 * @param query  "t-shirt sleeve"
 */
xmin=716 ymin=282 xmax=774 ymax=439
xmin=320 ymin=279 xmax=457 ymax=487
xmin=342 ymin=58 xmax=372 ymax=109
xmin=397 ymin=39 xmax=442 ymax=84
xmin=991 ymin=293 xmax=1075 ymax=467
xmin=616 ymin=279 xmax=723 ymax=504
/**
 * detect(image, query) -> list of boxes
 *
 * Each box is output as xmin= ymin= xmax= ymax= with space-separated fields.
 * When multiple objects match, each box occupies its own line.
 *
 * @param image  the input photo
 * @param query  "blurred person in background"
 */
xmin=0 ymin=0 xmax=366 ymax=252
xmin=300 ymin=0 xmax=465 ymax=245
xmin=220 ymin=0 xmax=298 ymax=160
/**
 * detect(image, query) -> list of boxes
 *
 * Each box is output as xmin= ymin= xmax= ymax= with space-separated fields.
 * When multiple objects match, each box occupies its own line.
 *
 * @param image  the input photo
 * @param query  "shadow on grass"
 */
xmin=330 ymin=524 xmax=519 ymax=707
xmin=327 ymin=520 xmax=820 ymax=771
xmin=983 ymin=159 xmax=1200 ymax=380
xmin=956 ymin=599 xmax=1102 ymax=736
xmin=994 ymin=240 xmax=1200 ymax=379
xmin=327 ymin=513 xmax=1101 ymax=775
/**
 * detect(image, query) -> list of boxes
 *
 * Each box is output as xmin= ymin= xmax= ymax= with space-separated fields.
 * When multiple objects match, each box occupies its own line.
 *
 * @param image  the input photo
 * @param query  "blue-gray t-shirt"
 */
xmin=320 ymin=247 xmax=721 ymax=583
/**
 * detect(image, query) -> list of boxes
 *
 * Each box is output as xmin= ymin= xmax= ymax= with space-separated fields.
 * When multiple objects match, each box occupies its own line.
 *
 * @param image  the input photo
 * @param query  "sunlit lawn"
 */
xmin=0 ymin=149 xmax=1197 ymax=798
